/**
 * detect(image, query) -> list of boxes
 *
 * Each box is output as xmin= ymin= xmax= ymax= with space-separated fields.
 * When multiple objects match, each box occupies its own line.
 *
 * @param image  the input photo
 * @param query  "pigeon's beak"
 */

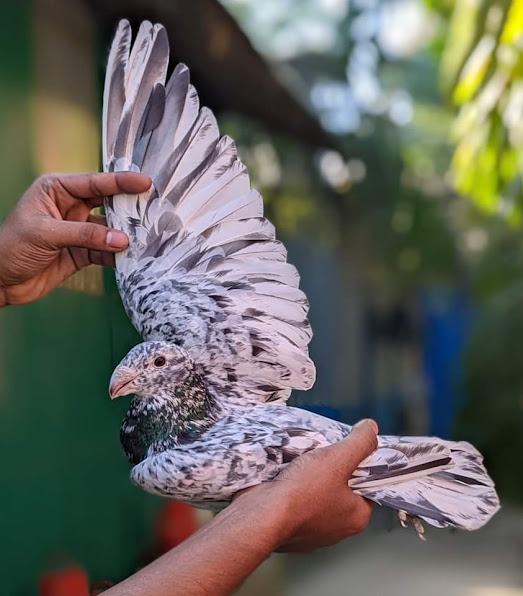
xmin=109 ymin=367 xmax=139 ymax=400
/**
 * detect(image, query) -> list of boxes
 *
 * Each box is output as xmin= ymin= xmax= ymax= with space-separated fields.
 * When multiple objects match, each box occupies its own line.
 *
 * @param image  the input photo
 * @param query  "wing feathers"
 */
xmin=114 ymin=25 xmax=169 ymax=164
xmin=103 ymin=21 xmax=315 ymax=404
xmin=141 ymin=63 xmax=191 ymax=176
xmin=102 ymin=19 xmax=131 ymax=168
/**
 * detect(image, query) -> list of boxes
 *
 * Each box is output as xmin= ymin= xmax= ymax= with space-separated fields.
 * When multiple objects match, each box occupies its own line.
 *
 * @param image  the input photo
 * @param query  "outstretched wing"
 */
xmin=103 ymin=20 xmax=315 ymax=404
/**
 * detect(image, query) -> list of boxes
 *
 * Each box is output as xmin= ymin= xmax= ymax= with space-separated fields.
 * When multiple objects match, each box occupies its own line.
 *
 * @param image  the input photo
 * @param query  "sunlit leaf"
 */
xmin=440 ymin=0 xmax=490 ymax=94
xmin=453 ymin=35 xmax=495 ymax=104
xmin=500 ymin=0 xmax=523 ymax=45
xmin=500 ymin=147 xmax=518 ymax=181
xmin=441 ymin=0 xmax=523 ymax=219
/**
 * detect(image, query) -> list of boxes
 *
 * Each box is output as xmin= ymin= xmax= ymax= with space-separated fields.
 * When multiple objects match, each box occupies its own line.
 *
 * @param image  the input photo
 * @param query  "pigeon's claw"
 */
xmin=398 ymin=510 xmax=408 ymax=528
xmin=397 ymin=510 xmax=426 ymax=540
xmin=412 ymin=517 xmax=426 ymax=541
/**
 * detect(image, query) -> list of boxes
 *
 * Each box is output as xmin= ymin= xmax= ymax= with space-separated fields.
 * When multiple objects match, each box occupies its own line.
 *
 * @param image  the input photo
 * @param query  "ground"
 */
xmin=285 ymin=507 xmax=523 ymax=596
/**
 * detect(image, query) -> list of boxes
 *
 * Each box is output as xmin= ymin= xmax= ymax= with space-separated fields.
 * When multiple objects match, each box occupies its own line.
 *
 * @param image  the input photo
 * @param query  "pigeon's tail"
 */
xmin=349 ymin=436 xmax=500 ymax=531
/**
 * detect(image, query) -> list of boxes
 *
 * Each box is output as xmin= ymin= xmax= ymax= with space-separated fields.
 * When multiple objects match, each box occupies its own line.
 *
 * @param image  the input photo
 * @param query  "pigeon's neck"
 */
xmin=120 ymin=369 xmax=218 ymax=465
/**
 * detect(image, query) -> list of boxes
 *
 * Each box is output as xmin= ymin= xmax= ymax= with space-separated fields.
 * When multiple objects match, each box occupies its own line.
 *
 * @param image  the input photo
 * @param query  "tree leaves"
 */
xmin=442 ymin=0 xmax=523 ymax=220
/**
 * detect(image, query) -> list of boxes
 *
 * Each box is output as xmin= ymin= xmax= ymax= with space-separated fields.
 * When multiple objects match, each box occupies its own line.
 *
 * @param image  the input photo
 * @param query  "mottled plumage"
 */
xmin=104 ymin=20 xmax=500 ymax=534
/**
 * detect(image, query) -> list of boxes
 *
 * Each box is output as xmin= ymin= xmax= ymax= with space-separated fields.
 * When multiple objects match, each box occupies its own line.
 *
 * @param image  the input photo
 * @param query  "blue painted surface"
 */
xmin=285 ymin=239 xmax=337 ymax=408
xmin=422 ymin=289 xmax=472 ymax=439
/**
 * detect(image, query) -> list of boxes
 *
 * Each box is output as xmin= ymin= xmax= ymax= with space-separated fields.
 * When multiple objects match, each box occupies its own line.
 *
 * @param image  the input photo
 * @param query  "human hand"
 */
xmin=234 ymin=419 xmax=378 ymax=553
xmin=0 ymin=172 xmax=151 ymax=306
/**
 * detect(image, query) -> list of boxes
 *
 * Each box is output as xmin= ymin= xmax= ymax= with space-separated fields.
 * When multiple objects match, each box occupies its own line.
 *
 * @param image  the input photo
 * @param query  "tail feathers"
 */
xmin=350 ymin=437 xmax=500 ymax=531
xmin=350 ymin=442 xmax=452 ymax=490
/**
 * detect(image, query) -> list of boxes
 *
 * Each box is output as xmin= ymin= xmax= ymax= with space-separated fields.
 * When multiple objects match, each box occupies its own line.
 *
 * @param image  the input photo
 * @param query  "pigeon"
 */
xmin=103 ymin=20 xmax=500 ymax=537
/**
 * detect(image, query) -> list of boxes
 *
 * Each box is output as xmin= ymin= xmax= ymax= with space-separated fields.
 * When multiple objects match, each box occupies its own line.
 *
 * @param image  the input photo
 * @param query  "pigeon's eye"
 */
xmin=153 ymin=356 xmax=167 ymax=368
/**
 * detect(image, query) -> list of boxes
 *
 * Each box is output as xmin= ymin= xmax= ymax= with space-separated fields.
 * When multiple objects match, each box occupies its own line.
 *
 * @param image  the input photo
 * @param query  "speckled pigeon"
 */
xmin=103 ymin=20 xmax=499 ymax=536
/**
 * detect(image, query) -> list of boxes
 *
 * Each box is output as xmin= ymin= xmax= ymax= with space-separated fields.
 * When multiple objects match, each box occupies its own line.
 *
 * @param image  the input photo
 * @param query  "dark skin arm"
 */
xmin=0 ymin=172 xmax=151 ymax=307
xmin=104 ymin=420 xmax=378 ymax=596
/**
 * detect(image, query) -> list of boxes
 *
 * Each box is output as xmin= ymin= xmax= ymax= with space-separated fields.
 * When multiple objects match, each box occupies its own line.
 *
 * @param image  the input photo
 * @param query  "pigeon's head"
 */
xmin=109 ymin=341 xmax=193 ymax=399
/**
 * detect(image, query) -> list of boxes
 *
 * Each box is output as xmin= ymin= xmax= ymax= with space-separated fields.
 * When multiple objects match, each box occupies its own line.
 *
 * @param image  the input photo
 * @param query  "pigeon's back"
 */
xmin=102 ymin=20 xmax=315 ymax=404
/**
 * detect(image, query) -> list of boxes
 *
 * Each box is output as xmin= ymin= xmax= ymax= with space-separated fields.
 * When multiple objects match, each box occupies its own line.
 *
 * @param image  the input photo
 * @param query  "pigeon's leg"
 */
xmin=397 ymin=510 xmax=426 ymax=541
xmin=412 ymin=517 xmax=426 ymax=541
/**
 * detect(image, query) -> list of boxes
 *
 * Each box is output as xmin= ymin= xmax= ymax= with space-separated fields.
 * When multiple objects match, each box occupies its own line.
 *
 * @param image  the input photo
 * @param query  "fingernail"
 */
xmin=355 ymin=419 xmax=379 ymax=434
xmin=106 ymin=230 xmax=128 ymax=248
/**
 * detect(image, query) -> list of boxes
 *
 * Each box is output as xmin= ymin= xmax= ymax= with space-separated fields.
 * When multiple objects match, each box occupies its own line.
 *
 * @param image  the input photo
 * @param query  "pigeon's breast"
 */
xmin=128 ymin=406 xmax=348 ymax=505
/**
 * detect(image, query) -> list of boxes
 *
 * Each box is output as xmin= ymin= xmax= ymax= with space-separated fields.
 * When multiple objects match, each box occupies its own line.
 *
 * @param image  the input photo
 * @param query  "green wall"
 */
xmin=0 ymin=5 xmax=162 ymax=594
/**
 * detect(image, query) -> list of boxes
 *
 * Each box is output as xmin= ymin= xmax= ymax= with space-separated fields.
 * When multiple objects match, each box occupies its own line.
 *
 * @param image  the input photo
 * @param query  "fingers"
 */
xmin=88 ymin=250 xmax=116 ymax=269
xmin=85 ymin=216 xmax=114 ymax=264
xmin=44 ymin=172 xmax=152 ymax=202
xmin=327 ymin=419 xmax=379 ymax=477
xmin=45 ymin=220 xmax=129 ymax=252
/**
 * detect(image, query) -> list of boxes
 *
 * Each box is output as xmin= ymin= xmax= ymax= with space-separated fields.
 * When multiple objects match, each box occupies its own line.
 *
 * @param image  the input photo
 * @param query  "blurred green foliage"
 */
xmin=438 ymin=0 xmax=523 ymax=220
xmin=429 ymin=0 xmax=523 ymax=502
xmin=224 ymin=0 xmax=462 ymax=289
xmin=458 ymin=282 xmax=523 ymax=502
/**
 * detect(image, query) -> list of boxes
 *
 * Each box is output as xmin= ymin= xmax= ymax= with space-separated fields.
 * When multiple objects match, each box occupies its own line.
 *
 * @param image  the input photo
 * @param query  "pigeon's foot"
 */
xmin=397 ymin=510 xmax=426 ymax=541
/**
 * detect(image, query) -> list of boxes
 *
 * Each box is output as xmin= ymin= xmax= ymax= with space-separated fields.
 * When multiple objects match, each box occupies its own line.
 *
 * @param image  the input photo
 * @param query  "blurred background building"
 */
xmin=0 ymin=0 xmax=522 ymax=594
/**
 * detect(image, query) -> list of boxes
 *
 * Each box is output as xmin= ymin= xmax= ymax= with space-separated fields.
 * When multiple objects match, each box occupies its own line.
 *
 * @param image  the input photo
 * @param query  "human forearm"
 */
xmin=104 ymin=490 xmax=285 ymax=596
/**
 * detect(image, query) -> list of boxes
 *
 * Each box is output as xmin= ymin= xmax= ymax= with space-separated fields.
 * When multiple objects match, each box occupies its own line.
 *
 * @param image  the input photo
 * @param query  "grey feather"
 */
xmin=141 ymin=64 xmax=191 ymax=176
xmin=102 ymin=19 xmax=131 ymax=168
xmin=132 ymin=82 xmax=166 ymax=168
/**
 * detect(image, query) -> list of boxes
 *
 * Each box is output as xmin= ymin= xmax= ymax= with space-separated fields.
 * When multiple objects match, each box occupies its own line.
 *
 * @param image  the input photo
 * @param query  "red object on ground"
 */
xmin=38 ymin=566 xmax=90 ymax=596
xmin=156 ymin=500 xmax=198 ymax=551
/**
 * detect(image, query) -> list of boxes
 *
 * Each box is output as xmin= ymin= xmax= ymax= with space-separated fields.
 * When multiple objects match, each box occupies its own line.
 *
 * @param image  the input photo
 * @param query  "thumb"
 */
xmin=331 ymin=419 xmax=379 ymax=478
xmin=48 ymin=220 xmax=129 ymax=252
